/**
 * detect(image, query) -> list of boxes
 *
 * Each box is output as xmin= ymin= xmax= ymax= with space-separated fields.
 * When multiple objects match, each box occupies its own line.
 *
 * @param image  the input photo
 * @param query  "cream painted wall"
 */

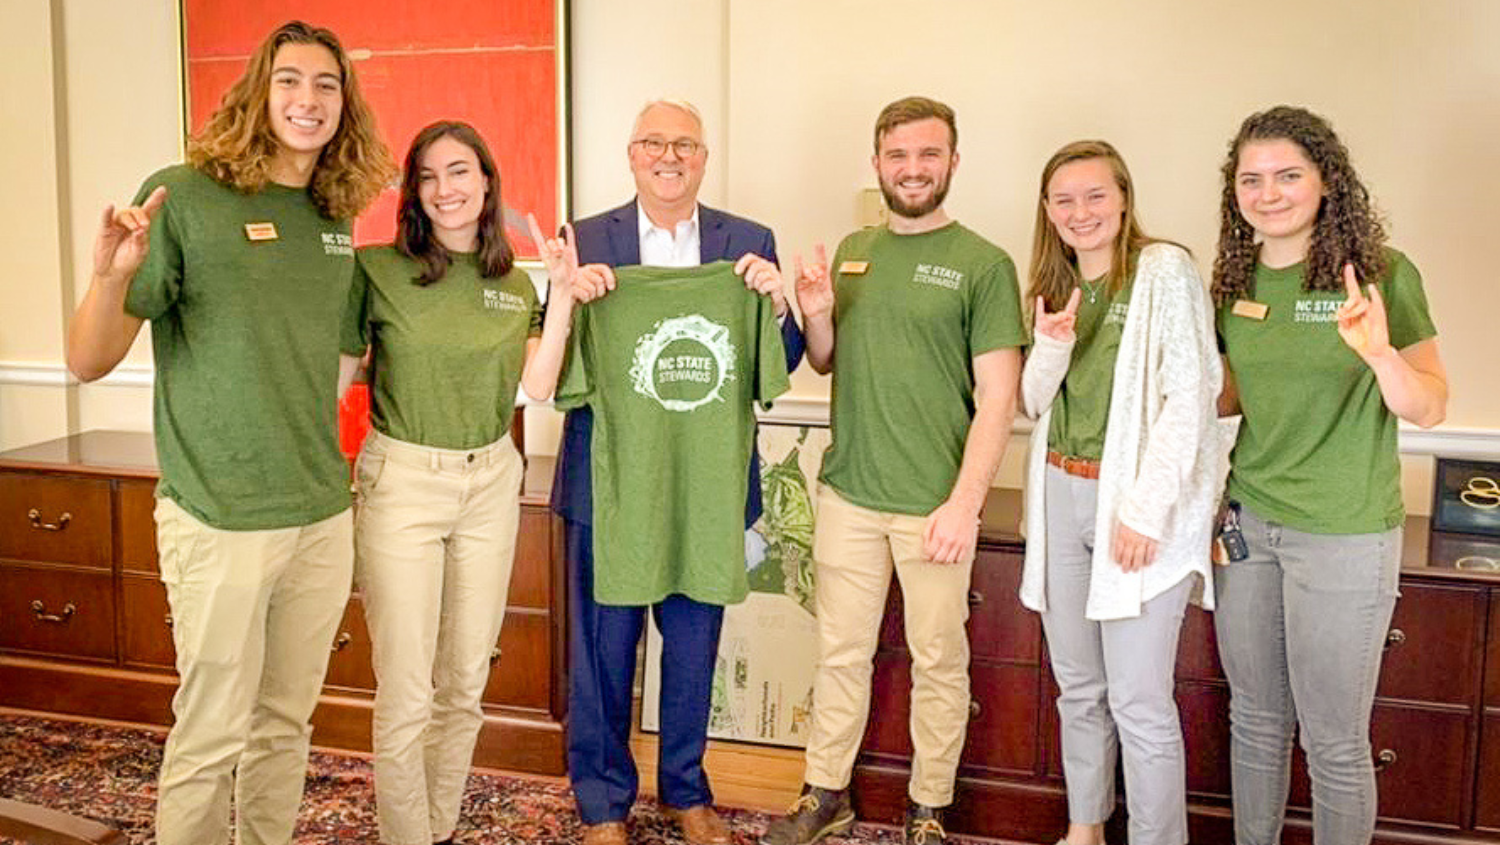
xmin=2 ymin=0 xmax=1494 ymax=510
xmin=63 ymin=0 xmax=180 ymax=437
xmin=0 ymin=2 xmax=69 ymax=449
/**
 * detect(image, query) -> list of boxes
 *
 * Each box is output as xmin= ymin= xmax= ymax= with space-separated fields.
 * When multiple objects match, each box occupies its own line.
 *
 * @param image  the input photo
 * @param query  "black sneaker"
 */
xmin=903 ymin=801 xmax=947 ymax=845
xmin=760 ymin=784 xmax=855 ymax=845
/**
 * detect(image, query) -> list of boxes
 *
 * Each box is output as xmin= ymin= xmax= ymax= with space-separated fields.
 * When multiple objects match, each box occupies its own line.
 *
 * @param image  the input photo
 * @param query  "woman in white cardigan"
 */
xmin=1018 ymin=140 xmax=1226 ymax=845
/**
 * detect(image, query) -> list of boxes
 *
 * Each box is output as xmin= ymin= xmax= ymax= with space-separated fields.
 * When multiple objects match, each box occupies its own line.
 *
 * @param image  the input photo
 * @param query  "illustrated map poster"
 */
xmin=641 ymin=424 xmax=829 ymax=748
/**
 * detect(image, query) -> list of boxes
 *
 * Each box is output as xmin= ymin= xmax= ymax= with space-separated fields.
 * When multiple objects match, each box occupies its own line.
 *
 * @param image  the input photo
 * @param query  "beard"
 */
xmin=879 ymin=166 xmax=953 ymax=219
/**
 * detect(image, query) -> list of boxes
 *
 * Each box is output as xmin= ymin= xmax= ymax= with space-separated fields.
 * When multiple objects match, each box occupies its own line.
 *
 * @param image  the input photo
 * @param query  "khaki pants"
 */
xmin=355 ymin=430 xmax=523 ymax=845
xmin=153 ymin=498 xmax=353 ymax=845
xmin=802 ymin=485 xmax=975 ymax=807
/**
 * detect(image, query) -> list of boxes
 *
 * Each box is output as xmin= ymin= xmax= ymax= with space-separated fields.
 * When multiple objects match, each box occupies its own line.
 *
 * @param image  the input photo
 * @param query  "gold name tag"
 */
xmin=244 ymin=222 xmax=279 ymax=242
xmin=838 ymin=260 xmax=869 ymax=275
xmin=1231 ymin=299 xmax=1268 ymax=320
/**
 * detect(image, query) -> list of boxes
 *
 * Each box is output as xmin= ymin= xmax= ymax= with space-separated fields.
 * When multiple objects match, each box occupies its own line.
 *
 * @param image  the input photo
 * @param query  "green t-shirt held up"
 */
xmin=819 ymin=222 xmax=1027 ymax=516
xmin=555 ymin=262 xmax=790 ymax=606
xmin=1047 ymin=277 xmax=1131 ymax=461
xmin=342 ymin=247 xmax=543 ymax=450
xmin=1217 ymin=248 xmax=1437 ymax=534
xmin=125 ymin=164 xmax=359 ymax=530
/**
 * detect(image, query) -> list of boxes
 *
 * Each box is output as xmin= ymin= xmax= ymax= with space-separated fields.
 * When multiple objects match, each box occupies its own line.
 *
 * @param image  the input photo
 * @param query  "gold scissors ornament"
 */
xmin=1460 ymin=476 xmax=1500 ymax=511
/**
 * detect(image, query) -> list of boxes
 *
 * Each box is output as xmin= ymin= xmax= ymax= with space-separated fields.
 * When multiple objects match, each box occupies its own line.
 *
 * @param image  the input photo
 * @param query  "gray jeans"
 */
xmin=1041 ymin=466 xmax=1193 ymax=845
xmin=1212 ymin=502 xmax=1401 ymax=845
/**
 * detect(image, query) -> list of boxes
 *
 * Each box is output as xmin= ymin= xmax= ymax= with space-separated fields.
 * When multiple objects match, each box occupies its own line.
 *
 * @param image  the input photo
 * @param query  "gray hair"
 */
xmin=630 ymin=98 xmax=705 ymax=140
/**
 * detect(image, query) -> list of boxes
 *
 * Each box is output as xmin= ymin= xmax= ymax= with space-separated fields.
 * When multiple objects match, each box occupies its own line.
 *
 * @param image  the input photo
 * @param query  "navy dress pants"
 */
xmin=565 ymin=519 xmax=725 ymax=824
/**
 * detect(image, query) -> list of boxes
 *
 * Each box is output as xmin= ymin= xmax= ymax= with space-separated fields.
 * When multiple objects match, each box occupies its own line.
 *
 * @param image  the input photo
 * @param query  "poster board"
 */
xmin=641 ymin=423 xmax=829 ymax=748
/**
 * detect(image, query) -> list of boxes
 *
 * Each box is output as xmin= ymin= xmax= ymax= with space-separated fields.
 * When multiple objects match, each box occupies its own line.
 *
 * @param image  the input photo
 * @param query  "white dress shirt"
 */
xmin=638 ymin=205 xmax=701 ymax=268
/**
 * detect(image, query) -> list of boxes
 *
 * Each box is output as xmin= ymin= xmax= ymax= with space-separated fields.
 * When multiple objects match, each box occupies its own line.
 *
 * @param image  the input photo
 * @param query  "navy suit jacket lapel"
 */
xmin=699 ymin=205 xmax=728 ymax=263
xmin=606 ymin=201 xmax=641 ymax=266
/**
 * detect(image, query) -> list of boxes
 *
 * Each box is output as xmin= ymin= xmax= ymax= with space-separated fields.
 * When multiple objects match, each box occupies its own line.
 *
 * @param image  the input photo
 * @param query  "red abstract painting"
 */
xmin=182 ymin=0 xmax=564 ymax=254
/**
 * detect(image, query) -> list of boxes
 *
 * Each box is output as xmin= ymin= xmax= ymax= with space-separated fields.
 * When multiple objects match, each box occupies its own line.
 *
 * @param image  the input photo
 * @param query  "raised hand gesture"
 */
xmin=93 ymin=186 xmax=167 ymax=284
xmin=1034 ymin=287 xmax=1082 ymax=342
xmin=793 ymin=243 xmax=834 ymax=321
xmin=527 ymin=213 xmax=579 ymax=298
xmin=1335 ymin=262 xmax=1391 ymax=361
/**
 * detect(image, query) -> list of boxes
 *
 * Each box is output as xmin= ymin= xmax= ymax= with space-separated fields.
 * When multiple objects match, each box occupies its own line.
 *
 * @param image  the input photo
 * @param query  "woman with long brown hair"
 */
xmin=66 ymin=21 xmax=394 ymax=845
xmin=1019 ymin=140 xmax=1224 ymax=845
xmin=1212 ymin=105 xmax=1448 ymax=845
xmin=342 ymin=120 xmax=577 ymax=845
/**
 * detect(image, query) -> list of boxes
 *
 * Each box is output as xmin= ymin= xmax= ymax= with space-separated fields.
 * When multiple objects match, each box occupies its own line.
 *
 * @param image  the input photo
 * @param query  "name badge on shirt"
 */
xmin=1231 ymin=299 xmax=1268 ymax=320
xmin=838 ymin=260 xmax=869 ymax=275
xmin=244 ymin=222 xmax=279 ymax=242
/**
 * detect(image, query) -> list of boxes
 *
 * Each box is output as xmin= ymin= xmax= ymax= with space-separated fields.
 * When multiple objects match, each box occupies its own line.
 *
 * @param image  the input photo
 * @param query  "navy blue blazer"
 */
xmin=550 ymin=199 xmax=806 ymax=528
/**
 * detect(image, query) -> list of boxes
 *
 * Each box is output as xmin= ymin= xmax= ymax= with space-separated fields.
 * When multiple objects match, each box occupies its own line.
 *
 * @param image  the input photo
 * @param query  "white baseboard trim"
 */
xmin=0 ymin=362 xmax=153 ymax=389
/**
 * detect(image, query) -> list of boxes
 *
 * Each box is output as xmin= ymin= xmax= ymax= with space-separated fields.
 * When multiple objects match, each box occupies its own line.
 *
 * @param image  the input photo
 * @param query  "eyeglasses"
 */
xmin=631 ymin=137 xmax=703 ymax=158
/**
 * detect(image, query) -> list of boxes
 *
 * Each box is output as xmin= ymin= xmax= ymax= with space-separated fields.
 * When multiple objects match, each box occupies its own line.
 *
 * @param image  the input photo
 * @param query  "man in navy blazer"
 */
xmin=554 ymin=99 xmax=805 ymax=845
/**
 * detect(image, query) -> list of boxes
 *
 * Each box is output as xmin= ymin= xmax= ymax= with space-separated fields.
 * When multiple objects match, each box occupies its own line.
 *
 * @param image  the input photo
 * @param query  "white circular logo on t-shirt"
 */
xmin=629 ymin=315 xmax=737 ymax=412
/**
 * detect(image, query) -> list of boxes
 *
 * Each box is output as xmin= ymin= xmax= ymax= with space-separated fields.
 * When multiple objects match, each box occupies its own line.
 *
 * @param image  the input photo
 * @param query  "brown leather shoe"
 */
xmin=665 ymin=804 xmax=731 ymax=845
xmin=582 ymin=820 xmax=628 ymax=845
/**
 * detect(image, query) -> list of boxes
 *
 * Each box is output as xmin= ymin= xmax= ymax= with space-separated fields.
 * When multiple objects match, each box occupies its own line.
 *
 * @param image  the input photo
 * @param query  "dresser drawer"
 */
xmin=482 ymin=609 xmax=552 ymax=710
xmin=508 ymin=506 xmax=554 ymax=610
xmin=876 ymin=546 xmax=1040 ymax=665
xmin=1376 ymin=581 xmax=1483 ymax=705
xmin=1287 ymin=702 xmax=1470 ymax=827
xmin=120 ymin=574 xmax=175 ymax=669
xmin=861 ymin=653 xmax=1041 ymax=776
xmin=968 ymin=547 xmax=1040 ymax=663
xmin=0 ymin=563 xmax=115 ymax=661
xmin=120 ymin=479 xmax=159 ymax=575
xmin=1176 ymin=605 xmax=1223 ymax=682
xmin=1474 ymin=711 xmax=1500 ymax=831
xmin=0 ymin=472 xmax=112 ymax=569
xmin=324 ymin=597 xmax=376 ymax=692
xmin=961 ymin=660 xmax=1041 ymax=776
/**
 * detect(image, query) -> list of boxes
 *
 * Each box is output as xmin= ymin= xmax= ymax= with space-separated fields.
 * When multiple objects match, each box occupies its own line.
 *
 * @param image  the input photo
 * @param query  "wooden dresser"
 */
xmin=9 ymin=430 xmax=1500 ymax=841
xmin=852 ymin=491 xmax=1500 ymax=845
xmin=0 ymin=430 xmax=567 ymax=775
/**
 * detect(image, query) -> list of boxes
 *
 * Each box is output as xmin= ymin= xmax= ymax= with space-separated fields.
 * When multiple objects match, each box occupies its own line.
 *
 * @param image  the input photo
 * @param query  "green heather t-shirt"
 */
xmin=819 ymin=222 xmax=1026 ymax=515
xmin=555 ymin=262 xmax=789 ymax=606
xmin=1217 ymin=248 xmax=1437 ymax=534
xmin=1047 ymin=278 xmax=1131 ymax=461
xmin=124 ymin=164 xmax=357 ymax=530
xmin=343 ymin=247 xmax=542 ymax=449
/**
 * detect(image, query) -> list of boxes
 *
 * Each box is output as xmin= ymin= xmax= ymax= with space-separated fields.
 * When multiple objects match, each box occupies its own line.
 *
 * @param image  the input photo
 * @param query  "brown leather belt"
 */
xmin=1047 ymin=450 xmax=1102 ymax=480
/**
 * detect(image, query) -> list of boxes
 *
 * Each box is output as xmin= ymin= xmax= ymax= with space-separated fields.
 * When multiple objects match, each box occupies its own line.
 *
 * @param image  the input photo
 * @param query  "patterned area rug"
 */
xmin=0 ymin=714 xmax=952 ymax=844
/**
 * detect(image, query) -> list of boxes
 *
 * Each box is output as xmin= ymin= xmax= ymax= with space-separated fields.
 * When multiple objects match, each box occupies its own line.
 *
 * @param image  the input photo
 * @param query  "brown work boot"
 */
xmin=902 ymin=800 xmax=948 ymax=845
xmin=760 ymin=784 xmax=854 ymax=845
xmin=664 ymin=804 xmax=731 ymax=845
xmin=582 ymin=820 xmax=628 ymax=845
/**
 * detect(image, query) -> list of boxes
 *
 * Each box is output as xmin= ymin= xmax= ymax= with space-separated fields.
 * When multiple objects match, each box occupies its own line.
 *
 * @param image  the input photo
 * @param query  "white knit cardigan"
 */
xmin=1019 ymin=243 xmax=1231 ymax=621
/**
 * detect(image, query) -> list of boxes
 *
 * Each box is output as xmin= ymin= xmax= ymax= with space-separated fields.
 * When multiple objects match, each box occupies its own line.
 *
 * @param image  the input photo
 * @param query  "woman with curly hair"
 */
xmin=1019 ymin=140 xmax=1224 ymax=845
xmin=342 ymin=120 xmax=578 ymax=845
xmin=1211 ymin=105 xmax=1448 ymax=845
xmin=66 ymin=21 xmax=395 ymax=845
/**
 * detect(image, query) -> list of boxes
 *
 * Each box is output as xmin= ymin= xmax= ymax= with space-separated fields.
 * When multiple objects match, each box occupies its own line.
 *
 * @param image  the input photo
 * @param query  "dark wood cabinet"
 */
xmin=853 ymin=494 xmax=1500 ymax=844
xmin=0 ymin=431 xmax=567 ymax=776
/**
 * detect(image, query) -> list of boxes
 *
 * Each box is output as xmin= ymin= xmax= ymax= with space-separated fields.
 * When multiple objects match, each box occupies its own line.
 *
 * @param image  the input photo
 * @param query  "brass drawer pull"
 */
xmin=1373 ymin=748 xmax=1397 ymax=772
xmin=969 ymin=698 xmax=981 ymax=719
xmin=331 ymin=632 xmax=352 ymax=652
xmin=490 ymin=646 xmax=502 ymax=665
xmin=1385 ymin=629 xmax=1406 ymax=649
xmin=164 ymin=614 xmax=173 ymax=628
xmin=31 ymin=600 xmax=76 ymax=623
xmin=27 ymin=508 xmax=72 ymax=532
xmin=968 ymin=590 xmax=984 ymax=608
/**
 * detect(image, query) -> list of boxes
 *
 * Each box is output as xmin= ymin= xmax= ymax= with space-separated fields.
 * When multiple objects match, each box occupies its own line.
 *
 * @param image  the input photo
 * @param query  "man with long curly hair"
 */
xmin=66 ymin=21 xmax=395 ymax=845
